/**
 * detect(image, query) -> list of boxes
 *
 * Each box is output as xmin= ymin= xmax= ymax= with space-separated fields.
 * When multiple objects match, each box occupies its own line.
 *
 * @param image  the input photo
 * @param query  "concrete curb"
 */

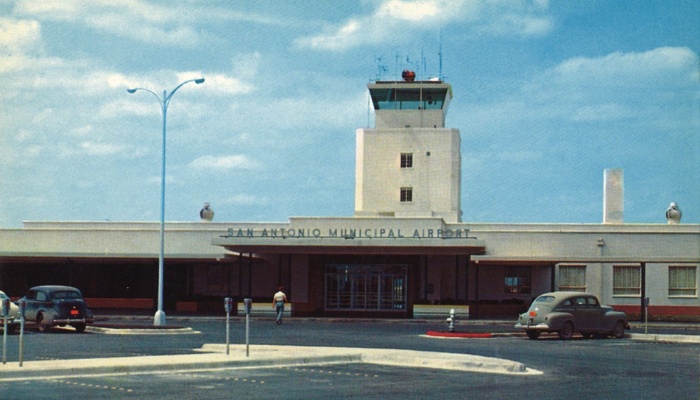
xmin=629 ymin=333 xmax=700 ymax=344
xmin=200 ymin=344 xmax=542 ymax=376
xmin=0 ymin=349 xmax=361 ymax=382
xmin=0 ymin=344 xmax=541 ymax=381
xmin=426 ymin=331 xmax=493 ymax=338
xmin=86 ymin=326 xmax=201 ymax=335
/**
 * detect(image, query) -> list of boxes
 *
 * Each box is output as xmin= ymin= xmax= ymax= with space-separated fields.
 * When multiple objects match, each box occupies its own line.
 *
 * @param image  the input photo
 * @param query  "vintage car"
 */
xmin=515 ymin=292 xmax=629 ymax=340
xmin=18 ymin=285 xmax=94 ymax=333
xmin=0 ymin=290 xmax=21 ymax=333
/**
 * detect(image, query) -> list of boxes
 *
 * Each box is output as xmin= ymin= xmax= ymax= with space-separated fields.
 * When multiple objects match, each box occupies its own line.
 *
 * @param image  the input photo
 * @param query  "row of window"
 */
xmin=504 ymin=265 xmax=698 ymax=297
xmin=400 ymin=153 xmax=413 ymax=202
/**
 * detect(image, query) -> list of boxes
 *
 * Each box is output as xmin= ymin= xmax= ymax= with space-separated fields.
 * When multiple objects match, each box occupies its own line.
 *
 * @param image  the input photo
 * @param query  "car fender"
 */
xmin=543 ymin=312 xmax=574 ymax=331
xmin=36 ymin=308 xmax=58 ymax=323
xmin=601 ymin=311 xmax=627 ymax=331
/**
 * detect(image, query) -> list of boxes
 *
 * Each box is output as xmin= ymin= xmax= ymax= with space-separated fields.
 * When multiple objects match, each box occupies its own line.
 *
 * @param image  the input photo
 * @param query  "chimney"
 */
xmin=603 ymin=169 xmax=623 ymax=224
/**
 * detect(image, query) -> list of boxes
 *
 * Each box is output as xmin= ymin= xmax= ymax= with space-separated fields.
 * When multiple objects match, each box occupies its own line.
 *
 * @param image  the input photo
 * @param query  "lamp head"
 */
xmin=126 ymin=88 xmax=137 ymax=94
xmin=194 ymin=78 xmax=205 ymax=84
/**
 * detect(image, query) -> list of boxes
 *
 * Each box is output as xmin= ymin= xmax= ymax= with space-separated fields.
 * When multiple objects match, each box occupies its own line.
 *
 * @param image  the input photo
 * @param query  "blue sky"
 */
xmin=1 ymin=0 xmax=698 ymax=227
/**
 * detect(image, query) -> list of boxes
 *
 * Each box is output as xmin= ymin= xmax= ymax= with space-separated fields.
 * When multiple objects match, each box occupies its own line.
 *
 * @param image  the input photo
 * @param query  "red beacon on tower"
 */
xmin=401 ymin=70 xmax=416 ymax=82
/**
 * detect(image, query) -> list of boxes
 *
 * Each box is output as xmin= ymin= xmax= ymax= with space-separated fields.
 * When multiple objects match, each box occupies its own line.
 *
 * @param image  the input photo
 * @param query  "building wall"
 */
xmin=1 ymin=220 xmax=697 ymax=318
xmin=355 ymin=128 xmax=461 ymax=222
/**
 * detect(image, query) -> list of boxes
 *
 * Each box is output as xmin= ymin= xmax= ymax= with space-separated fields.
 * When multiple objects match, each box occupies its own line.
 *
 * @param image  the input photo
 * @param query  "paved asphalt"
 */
xmin=0 ymin=315 xmax=698 ymax=399
xmin=0 ymin=314 xmax=698 ymax=379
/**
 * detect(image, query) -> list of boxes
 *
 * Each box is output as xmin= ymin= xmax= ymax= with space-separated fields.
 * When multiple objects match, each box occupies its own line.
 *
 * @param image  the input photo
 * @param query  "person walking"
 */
xmin=272 ymin=287 xmax=287 ymax=325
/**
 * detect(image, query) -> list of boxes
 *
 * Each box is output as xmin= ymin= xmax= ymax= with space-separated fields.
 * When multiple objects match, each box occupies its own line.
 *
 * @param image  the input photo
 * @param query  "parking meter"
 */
xmin=18 ymin=300 xmax=26 ymax=318
xmin=1 ymin=298 xmax=9 ymax=317
xmin=243 ymin=298 xmax=252 ymax=315
xmin=224 ymin=297 xmax=233 ymax=314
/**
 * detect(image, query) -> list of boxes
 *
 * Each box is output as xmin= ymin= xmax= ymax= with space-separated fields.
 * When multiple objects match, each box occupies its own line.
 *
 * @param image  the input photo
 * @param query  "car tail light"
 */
xmin=529 ymin=311 xmax=537 ymax=317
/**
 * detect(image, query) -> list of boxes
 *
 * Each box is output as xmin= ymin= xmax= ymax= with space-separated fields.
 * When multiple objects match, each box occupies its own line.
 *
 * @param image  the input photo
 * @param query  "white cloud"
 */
xmin=78 ymin=141 xmax=128 ymax=156
xmin=222 ymin=194 xmax=266 ymax=206
xmin=0 ymin=17 xmax=43 ymax=73
xmin=13 ymin=0 xmax=287 ymax=48
xmin=552 ymin=47 xmax=699 ymax=88
xmin=189 ymin=155 xmax=258 ymax=171
xmin=464 ymin=46 xmax=700 ymax=136
xmin=295 ymin=0 xmax=553 ymax=51
xmin=0 ymin=17 xmax=41 ymax=54
xmin=194 ymin=73 xmax=255 ymax=95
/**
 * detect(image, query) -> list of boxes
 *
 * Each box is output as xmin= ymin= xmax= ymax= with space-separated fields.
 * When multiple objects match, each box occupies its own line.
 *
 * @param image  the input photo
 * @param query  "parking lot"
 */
xmin=0 ymin=317 xmax=698 ymax=399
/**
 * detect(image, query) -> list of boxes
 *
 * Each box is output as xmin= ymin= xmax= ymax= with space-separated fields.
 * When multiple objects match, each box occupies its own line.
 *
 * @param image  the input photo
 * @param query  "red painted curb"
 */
xmin=426 ymin=331 xmax=493 ymax=338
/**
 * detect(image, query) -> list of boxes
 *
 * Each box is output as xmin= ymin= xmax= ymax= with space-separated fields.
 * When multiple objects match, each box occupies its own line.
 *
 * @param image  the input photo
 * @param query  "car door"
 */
xmin=585 ymin=296 xmax=605 ymax=331
xmin=575 ymin=296 xmax=599 ymax=332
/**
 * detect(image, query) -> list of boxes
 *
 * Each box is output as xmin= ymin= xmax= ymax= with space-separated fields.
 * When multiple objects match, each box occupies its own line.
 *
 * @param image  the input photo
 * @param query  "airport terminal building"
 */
xmin=1 ymin=77 xmax=698 ymax=319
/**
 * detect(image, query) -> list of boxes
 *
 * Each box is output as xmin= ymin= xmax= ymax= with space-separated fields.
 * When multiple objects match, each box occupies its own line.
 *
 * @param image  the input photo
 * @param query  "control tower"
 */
xmin=355 ymin=71 xmax=461 ymax=222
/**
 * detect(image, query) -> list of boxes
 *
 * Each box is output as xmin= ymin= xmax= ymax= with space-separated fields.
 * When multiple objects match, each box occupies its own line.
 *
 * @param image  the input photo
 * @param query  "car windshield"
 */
xmin=53 ymin=290 xmax=82 ymax=299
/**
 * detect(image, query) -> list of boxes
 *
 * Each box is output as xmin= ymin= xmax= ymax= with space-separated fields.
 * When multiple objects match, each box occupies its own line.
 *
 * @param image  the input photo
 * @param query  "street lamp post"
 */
xmin=127 ymin=77 xmax=205 ymax=326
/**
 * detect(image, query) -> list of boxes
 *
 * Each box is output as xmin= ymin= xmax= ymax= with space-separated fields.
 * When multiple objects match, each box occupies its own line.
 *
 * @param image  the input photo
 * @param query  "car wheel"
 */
xmin=612 ymin=320 xmax=625 ymax=339
xmin=526 ymin=330 xmax=541 ymax=340
xmin=37 ymin=314 xmax=51 ymax=333
xmin=558 ymin=322 xmax=574 ymax=340
xmin=73 ymin=323 xmax=86 ymax=333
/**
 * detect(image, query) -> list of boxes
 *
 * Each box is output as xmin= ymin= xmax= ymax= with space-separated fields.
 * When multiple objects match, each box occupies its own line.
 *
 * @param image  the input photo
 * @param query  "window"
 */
xmin=613 ymin=265 xmax=641 ymax=296
xmin=400 ymin=153 xmax=413 ymax=168
xmin=669 ymin=266 xmax=697 ymax=297
xmin=559 ymin=265 xmax=586 ymax=292
xmin=504 ymin=267 xmax=531 ymax=294
xmin=400 ymin=187 xmax=412 ymax=202
xmin=369 ymin=88 xmax=448 ymax=110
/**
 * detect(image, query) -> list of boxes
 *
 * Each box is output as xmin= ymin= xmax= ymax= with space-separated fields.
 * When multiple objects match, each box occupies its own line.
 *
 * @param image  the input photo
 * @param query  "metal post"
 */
xmin=2 ymin=317 xmax=6 ymax=365
xmin=224 ymin=297 xmax=233 ymax=356
xmin=18 ymin=300 xmax=25 ymax=367
xmin=244 ymin=298 xmax=252 ymax=357
xmin=644 ymin=297 xmax=650 ymax=334
xmin=246 ymin=311 xmax=250 ymax=357
xmin=127 ymin=78 xmax=204 ymax=326
xmin=154 ymin=90 xmax=167 ymax=327
xmin=2 ymin=298 xmax=9 ymax=364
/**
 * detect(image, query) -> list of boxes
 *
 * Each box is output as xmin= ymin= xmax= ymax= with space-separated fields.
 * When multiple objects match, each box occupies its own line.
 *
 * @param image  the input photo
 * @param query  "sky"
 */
xmin=0 ymin=0 xmax=698 ymax=227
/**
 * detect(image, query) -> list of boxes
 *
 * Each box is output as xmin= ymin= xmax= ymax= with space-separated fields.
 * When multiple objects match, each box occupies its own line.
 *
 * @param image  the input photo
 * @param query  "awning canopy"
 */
xmin=213 ymin=236 xmax=486 ymax=255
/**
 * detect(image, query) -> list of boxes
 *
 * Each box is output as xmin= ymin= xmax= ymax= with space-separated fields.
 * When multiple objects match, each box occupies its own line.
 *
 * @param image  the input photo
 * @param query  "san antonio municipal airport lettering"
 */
xmin=226 ymin=227 xmax=471 ymax=239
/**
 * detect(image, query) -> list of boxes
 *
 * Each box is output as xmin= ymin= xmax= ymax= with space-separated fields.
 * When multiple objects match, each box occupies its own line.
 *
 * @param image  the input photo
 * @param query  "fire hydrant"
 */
xmin=446 ymin=308 xmax=455 ymax=332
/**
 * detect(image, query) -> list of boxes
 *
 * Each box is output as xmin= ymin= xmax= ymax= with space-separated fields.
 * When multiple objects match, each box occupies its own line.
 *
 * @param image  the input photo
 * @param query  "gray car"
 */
xmin=19 ymin=285 xmax=94 ymax=333
xmin=515 ymin=291 xmax=629 ymax=340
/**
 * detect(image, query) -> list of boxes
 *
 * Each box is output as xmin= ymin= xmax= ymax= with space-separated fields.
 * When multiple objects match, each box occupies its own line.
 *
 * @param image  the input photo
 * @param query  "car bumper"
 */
xmin=514 ymin=322 xmax=550 ymax=331
xmin=52 ymin=318 xmax=94 ymax=325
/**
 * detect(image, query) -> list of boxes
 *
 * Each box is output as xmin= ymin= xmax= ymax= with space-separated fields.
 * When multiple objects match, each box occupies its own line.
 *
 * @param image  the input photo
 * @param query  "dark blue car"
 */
xmin=19 ymin=286 xmax=94 ymax=333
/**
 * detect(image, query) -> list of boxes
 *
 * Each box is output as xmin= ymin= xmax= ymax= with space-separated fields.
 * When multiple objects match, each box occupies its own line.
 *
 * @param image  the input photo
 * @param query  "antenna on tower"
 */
xmin=375 ymin=55 xmax=388 ymax=81
xmin=438 ymin=30 xmax=443 ymax=81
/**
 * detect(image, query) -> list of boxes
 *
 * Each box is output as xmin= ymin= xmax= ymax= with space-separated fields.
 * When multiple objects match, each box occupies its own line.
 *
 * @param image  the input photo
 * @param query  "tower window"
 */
xmin=400 ymin=153 xmax=413 ymax=168
xmin=400 ymin=187 xmax=413 ymax=202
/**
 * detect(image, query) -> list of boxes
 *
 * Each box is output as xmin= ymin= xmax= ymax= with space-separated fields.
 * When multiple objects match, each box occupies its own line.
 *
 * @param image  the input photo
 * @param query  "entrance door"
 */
xmin=325 ymin=264 xmax=407 ymax=311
